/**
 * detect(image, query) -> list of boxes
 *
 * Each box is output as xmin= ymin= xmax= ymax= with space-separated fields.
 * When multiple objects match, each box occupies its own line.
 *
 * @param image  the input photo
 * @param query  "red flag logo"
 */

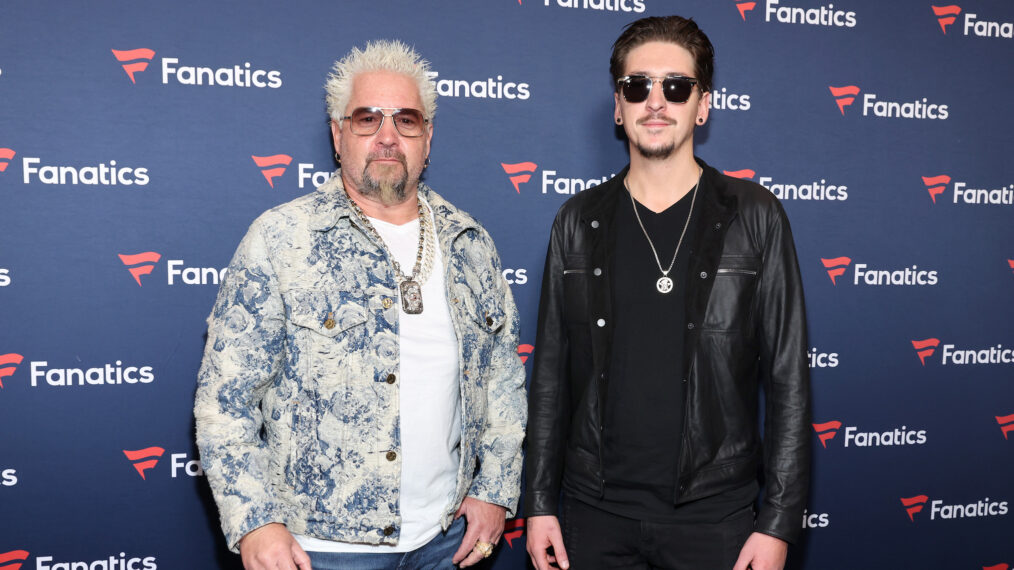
xmin=812 ymin=421 xmax=842 ymax=448
xmin=0 ymin=550 xmax=30 ymax=570
xmin=820 ymin=257 xmax=851 ymax=285
xmin=503 ymin=517 xmax=526 ymax=548
xmin=0 ymin=353 xmax=24 ymax=389
xmin=111 ymin=48 xmax=156 ymax=84
xmin=921 ymin=175 xmax=950 ymax=204
xmin=931 ymin=5 xmax=962 ymax=34
xmin=900 ymin=495 xmax=929 ymax=521
xmin=501 ymin=162 xmax=538 ymax=194
xmin=829 ymin=85 xmax=861 ymax=115
xmin=996 ymin=413 xmax=1014 ymax=440
xmin=0 ymin=148 xmax=15 ymax=173
xmin=723 ymin=169 xmax=756 ymax=180
xmin=123 ymin=447 xmax=166 ymax=480
xmin=911 ymin=338 xmax=941 ymax=366
xmin=118 ymin=252 xmax=162 ymax=286
xmin=1007 ymin=259 xmax=1014 ymax=275
xmin=983 ymin=564 xmax=1009 ymax=570
xmin=735 ymin=1 xmax=757 ymax=20
xmin=517 ymin=344 xmax=535 ymax=365
xmin=252 ymin=154 xmax=293 ymax=189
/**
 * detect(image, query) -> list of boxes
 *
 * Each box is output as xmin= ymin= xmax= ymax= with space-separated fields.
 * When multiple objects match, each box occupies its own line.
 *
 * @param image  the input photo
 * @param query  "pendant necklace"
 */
xmin=624 ymin=169 xmax=700 ymax=294
xmin=345 ymin=190 xmax=435 ymax=314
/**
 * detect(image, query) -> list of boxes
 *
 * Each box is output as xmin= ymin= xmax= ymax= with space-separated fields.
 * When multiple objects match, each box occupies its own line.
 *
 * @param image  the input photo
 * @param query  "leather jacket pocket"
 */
xmin=703 ymin=256 xmax=760 ymax=332
xmin=562 ymin=260 xmax=589 ymax=324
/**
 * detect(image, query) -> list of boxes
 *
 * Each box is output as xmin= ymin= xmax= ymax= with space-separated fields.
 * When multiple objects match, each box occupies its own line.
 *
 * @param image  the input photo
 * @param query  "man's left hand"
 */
xmin=732 ymin=532 xmax=788 ymax=570
xmin=451 ymin=496 xmax=506 ymax=568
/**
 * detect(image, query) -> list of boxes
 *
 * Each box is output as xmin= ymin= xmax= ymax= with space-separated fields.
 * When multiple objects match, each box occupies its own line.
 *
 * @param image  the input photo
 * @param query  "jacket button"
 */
xmin=386 ymin=451 xmax=397 ymax=461
xmin=714 ymin=222 xmax=722 ymax=230
xmin=682 ymin=377 xmax=688 ymax=383
xmin=324 ymin=319 xmax=335 ymax=330
xmin=486 ymin=316 xmax=494 ymax=326
xmin=383 ymin=526 xmax=395 ymax=536
xmin=382 ymin=298 xmax=394 ymax=309
xmin=386 ymin=373 xmax=396 ymax=384
xmin=700 ymin=271 xmax=708 ymax=279
xmin=590 ymin=220 xmax=600 ymax=229
xmin=679 ymin=484 xmax=686 ymax=492
xmin=596 ymin=318 xmax=606 ymax=327
xmin=593 ymin=267 xmax=602 ymax=276
xmin=687 ymin=322 xmax=695 ymax=330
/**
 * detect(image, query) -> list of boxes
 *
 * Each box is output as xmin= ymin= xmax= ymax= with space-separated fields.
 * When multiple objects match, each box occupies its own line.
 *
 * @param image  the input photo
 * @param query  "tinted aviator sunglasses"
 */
xmin=616 ymin=75 xmax=700 ymax=104
xmin=340 ymin=106 xmax=429 ymax=137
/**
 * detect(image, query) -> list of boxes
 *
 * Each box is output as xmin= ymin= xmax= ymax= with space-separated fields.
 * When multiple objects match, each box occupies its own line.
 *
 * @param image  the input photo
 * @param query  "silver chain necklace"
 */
xmin=345 ymin=190 xmax=434 ymax=314
xmin=624 ymin=169 xmax=700 ymax=294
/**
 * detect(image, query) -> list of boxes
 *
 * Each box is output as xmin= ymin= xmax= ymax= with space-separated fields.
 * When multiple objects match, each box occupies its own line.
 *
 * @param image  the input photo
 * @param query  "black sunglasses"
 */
xmin=616 ymin=75 xmax=699 ymax=104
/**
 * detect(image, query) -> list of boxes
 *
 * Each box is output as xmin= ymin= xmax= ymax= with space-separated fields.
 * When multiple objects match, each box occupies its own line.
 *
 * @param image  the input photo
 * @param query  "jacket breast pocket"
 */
xmin=703 ymin=256 xmax=760 ymax=332
xmin=562 ymin=259 xmax=589 ymax=325
xmin=284 ymin=288 xmax=370 ymax=386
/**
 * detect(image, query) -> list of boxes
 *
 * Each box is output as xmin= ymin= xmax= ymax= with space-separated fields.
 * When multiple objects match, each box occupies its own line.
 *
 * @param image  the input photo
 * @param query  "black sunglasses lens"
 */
xmin=622 ymin=77 xmax=652 ymax=102
xmin=662 ymin=78 xmax=693 ymax=103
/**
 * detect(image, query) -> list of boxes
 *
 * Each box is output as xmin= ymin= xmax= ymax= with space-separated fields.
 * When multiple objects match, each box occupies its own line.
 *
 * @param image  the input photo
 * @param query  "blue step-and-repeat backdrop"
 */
xmin=2 ymin=1 xmax=1012 ymax=568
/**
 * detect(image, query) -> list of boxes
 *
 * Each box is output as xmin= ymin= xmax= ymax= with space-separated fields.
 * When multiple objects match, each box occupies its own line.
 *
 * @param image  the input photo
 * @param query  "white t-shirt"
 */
xmin=296 ymin=201 xmax=461 ymax=553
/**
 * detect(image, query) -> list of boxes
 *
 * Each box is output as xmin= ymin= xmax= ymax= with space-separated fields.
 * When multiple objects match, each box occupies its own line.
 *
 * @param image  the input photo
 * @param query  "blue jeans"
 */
xmin=306 ymin=517 xmax=466 ymax=570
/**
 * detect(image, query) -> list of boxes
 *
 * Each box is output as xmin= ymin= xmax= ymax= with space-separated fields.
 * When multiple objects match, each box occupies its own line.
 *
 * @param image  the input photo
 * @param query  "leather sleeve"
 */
xmin=523 ymin=211 xmax=572 ymax=517
xmin=754 ymin=199 xmax=812 ymax=544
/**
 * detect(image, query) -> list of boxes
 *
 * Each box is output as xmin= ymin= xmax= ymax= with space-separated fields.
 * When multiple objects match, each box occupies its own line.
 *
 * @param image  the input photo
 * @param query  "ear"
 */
xmin=696 ymin=90 xmax=711 ymax=126
xmin=330 ymin=119 xmax=342 ymax=154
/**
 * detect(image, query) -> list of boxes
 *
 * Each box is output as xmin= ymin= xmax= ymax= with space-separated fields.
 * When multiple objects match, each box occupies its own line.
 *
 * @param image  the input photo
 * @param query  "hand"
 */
xmin=451 ymin=497 xmax=507 ymax=567
xmin=732 ymin=532 xmax=788 ymax=570
xmin=238 ymin=522 xmax=312 ymax=570
xmin=525 ymin=515 xmax=569 ymax=570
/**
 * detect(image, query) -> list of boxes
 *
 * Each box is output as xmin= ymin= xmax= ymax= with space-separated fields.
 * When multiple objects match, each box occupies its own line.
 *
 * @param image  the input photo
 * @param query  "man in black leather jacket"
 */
xmin=525 ymin=15 xmax=810 ymax=570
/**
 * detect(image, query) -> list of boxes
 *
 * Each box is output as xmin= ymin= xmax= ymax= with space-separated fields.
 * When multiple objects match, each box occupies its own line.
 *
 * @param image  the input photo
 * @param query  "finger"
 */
xmin=732 ymin=551 xmax=751 ymax=570
xmin=458 ymin=548 xmax=484 ymax=569
xmin=451 ymin=527 xmax=479 ymax=564
xmin=292 ymin=542 xmax=313 ymax=570
xmin=549 ymin=532 xmax=570 ymax=570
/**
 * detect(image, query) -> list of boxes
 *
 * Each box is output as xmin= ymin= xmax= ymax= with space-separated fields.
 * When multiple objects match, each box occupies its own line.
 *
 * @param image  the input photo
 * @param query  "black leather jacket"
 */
xmin=525 ymin=159 xmax=811 ymax=543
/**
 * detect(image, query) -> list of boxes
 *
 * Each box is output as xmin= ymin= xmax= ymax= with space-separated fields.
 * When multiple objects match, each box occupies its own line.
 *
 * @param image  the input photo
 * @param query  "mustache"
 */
xmin=636 ymin=114 xmax=677 ymax=126
xmin=365 ymin=150 xmax=407 ymax=166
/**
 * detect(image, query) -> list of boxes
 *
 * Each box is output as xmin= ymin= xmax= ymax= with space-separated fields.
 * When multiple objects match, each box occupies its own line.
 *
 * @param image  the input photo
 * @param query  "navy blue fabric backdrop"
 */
xmin=2 ymin=1 xmax=1013 ymax=568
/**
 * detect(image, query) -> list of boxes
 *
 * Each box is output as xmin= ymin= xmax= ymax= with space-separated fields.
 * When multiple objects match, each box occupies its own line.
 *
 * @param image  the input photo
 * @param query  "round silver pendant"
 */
xmin=656 ymin=276 xmax=673 ymax=294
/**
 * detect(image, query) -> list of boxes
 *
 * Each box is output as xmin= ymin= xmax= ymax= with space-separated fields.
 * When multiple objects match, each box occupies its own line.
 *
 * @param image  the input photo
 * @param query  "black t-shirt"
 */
xmin=576 ymin=176 xmax=757 ymax=523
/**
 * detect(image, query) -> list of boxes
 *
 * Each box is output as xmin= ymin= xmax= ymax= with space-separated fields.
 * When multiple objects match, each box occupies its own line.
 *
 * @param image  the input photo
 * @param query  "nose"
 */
xmin=645 ymin=78 xmax=667 ymax=112
xmin=375 ymin=113 xmax=401 ymax=145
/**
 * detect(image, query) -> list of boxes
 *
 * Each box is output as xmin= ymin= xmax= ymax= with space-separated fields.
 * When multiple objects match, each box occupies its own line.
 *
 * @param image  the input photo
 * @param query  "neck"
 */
xmin=626 ymin=147 xmax=700 ymax=213
xmin=343 ymin=176 xmax=420 ymax=225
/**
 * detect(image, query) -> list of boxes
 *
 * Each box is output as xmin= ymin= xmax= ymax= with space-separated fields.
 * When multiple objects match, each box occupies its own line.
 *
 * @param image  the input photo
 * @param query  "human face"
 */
xmin=614 ymin=41 xmax=710 ymax=161
xmin=331 ymin=71 xmax=433 ymax=205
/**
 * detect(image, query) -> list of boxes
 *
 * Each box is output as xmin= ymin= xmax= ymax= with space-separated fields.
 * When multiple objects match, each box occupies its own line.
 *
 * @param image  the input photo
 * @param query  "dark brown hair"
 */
xmin=610 ymin=15 xmax=715 ymax=93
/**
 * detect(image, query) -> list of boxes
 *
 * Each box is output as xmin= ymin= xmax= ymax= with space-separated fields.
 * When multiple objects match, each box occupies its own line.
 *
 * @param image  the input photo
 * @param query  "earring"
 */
xmin=615 ymin=117 xmax=623 ymax=125
xmin=424 ymin=157 xmax=431 ymax=168
xmin=696 ymin=117 xmax=705 ymax=125
xmin=334 ymin=152 xmax=341 ymax=164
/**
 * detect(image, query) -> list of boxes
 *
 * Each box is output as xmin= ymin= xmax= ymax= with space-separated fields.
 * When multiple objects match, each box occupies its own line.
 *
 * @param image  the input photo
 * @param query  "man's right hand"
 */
xmin=526 ymin=515 xmax=570 ymax=570
xmin=239 ymin=523 xmax=312 ymax=570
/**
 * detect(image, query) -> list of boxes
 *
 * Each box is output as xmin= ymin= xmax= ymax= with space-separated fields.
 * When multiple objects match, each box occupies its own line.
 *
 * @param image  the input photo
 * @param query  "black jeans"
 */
xmin=559 ymin=494 xmax=755 ymax=570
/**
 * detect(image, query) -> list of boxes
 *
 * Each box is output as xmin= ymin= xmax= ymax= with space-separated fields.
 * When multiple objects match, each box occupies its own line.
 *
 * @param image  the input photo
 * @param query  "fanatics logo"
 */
xmin=501 ymin=162 xmax=538 ymax=194
xmin=922 ymin=175 xmax=950 ymax=204
xmin=123 ymin=447 xmax=166 ymax=480
xmin=252 ymin=154 xmax=293 ymax=189
xmin=0 ymin=353 xmax=24 ymax=389
xmin=111 ymin=48 xmax=156 ymax=84
xmin=901 ymin=495 xmax=929 ymax=521
xmin=932 ymin=5 xmax=962 ymax=33
xmin=997 ymin=413 xmax=1014 ymax=440
xmin=820 ymin=257 xmax=851 ymax=285
xmin=0 ymin=550 xmax=30 ymax=570
xmin=0 ymin=148 xmax=15 ymax=172
xmin=503 ymin=518 xmax=525 ymax=548
xmin=828 ymin=85 xmax=860 ymax=115
xmin=517 ymin=344 xmax=535 ymax=364
xmin=119 ymin=252 xmax=162 ymax=286
xmin=812 ymin=421 xmax=841 ymax=448
xmin=735 ymin=1 xmax=757 ymax=20
xmin=911 ymin=338 xmax=941 ymax=365
xmin=723 ymin=169 xmax=756 ymax=179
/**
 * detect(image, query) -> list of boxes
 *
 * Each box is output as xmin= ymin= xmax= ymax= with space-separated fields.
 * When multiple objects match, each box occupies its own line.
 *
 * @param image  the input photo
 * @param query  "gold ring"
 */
xmin=473 ymin=541 xmax=494 ymax=558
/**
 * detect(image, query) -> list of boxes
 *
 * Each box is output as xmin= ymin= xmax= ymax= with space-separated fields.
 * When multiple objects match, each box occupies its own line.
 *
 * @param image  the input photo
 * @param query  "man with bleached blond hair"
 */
xmin=196 ymin=40 xmax=526 ymax=570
